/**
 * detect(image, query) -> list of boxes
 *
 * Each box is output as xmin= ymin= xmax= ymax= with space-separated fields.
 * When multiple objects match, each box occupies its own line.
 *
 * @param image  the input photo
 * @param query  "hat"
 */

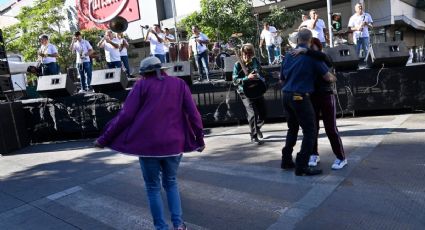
xmin=139 ymin=56 xmax=170 ymax=74
xmin=288 ymin=32 xmax=298 ymax=48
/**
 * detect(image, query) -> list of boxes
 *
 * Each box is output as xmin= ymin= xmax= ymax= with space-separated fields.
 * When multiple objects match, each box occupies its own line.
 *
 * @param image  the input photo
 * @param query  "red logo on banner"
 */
xmin=76 ymin=0 xmax=140 ymax=30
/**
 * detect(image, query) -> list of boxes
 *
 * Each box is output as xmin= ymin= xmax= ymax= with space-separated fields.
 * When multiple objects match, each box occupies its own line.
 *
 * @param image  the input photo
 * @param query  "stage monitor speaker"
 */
xmin=223 ymin=55 xmax=238 ymax=81
xmin=36 ymin=74 xmax=76 ymax=97
xmin=91 ymin=68 xmax=128 ymax=93
xmin=324 ymin=45 xmax=359 ymax=71
xmin=366 ymin=41 xmax=409 ymax=68
xmin=0 ymin=102 xmax=29 ymax=154
xmin=164 ymin=61 xmax=192 ymax=86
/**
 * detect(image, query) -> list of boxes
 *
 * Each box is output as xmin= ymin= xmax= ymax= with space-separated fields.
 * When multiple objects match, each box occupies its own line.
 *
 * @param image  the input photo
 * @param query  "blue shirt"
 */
xmin=280 ymin=44 xmax=329 ymax=93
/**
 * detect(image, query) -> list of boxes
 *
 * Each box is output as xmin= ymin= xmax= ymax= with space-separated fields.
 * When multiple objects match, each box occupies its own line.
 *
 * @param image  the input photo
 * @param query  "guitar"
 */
xmin=230 ymin=38 xmax=267 ymax=99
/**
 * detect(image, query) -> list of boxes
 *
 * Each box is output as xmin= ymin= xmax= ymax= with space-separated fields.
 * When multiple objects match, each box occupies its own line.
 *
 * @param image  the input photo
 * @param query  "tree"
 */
xmin=264 ymin=5 xmax=302 ymax=31
xmin=2 ymin=0 xmax=102 ymax=71
xmin=179 ymin=0 xmax=257 ymax=44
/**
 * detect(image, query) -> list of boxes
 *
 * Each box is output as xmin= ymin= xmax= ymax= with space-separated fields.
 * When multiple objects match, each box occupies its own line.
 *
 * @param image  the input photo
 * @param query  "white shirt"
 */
xmin=348 ymin=12 xmax=373 ymax=39
xmin=119 ymin=38 xmax=128 ymax=56
xmin=189 ymin=32 xmax=209 ymax=55
xmin=301 ymin=19 xmax=326 ymax=43
xmin=39 ymin=43 xmax=58 ymax=64
xmin=260 ymin=26 xmax=277 ymax=46
xmin=147 ymin=32 xmax=165 ymax=55
xmin=104 ymin=38 xmax=121 ymax=62
xmin=72 ymin=39 xmax=92 ymax=63
xmin=163 ymin=33 xmax=175 ymax=53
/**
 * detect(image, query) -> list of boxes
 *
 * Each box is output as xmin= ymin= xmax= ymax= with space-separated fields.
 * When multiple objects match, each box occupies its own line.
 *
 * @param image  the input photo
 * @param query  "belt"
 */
xmin=284 ymin=91 xmax=310 ymax=96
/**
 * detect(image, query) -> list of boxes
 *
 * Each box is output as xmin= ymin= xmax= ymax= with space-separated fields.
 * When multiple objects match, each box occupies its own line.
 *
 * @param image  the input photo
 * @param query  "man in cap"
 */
xmin=37 ymin=34 xmax=59 ymax=75
xmin=70 ymin=31 xmax=94 ymax=93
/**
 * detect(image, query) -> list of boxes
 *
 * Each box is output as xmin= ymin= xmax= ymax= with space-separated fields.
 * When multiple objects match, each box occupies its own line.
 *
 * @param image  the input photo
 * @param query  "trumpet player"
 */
xmin=145 ymin=24 xmax=166 ymax=63
xmin=97 ymin=30 xmax=122 ymax=69
xmin=70 ymin=31 xmax=94 ymax=93
xmin=37 ymin=34 xmax=59 ymax=75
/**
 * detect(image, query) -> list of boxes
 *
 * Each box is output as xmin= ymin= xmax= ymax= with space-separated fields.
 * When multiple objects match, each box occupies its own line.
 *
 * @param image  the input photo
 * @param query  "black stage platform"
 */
xmin=19 ymin=63 xmax=425 ymax=143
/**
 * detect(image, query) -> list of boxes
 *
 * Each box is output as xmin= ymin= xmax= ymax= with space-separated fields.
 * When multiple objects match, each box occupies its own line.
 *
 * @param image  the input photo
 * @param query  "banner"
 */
xmin=76 ymin=0 xmax=140 ymax=30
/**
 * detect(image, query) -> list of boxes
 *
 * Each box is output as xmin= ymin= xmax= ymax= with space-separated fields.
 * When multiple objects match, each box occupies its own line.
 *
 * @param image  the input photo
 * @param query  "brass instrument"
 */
xmin=109 ymin=16 xmax=128 ymax=33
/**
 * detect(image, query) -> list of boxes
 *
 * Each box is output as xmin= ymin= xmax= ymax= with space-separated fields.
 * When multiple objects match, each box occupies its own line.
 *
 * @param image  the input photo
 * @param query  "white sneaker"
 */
xmin=78 ymin=89 xmax=85 ymax=94
xmin=331 ymin=159 xmax=348 ymax=170
xmin=308 ymin=155 xmax=320 ymax=167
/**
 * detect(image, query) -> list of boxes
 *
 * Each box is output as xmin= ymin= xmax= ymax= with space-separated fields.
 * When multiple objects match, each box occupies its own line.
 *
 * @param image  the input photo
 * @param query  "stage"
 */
xmin=4 ymin=63 xmax=425 ymax=144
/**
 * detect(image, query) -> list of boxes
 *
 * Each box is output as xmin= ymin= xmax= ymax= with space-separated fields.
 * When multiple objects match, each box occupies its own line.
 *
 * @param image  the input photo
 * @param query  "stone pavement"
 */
xmin=1 ymin=113 xmax=424 ymax=229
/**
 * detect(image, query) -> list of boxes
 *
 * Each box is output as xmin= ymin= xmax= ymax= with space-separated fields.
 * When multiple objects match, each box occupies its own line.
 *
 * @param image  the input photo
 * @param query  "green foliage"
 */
xmin=265 ymin=5 xmax=303 ymax=31
xmin=179 ymin=0 xmax=257 ymax=44
xmin=2 ymin=0 xmax=103 ymax=70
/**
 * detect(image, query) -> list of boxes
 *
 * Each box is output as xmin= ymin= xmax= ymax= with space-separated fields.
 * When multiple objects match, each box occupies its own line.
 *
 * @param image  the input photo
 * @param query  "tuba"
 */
xmin=109 ymin=16 xmax=128 ymax=33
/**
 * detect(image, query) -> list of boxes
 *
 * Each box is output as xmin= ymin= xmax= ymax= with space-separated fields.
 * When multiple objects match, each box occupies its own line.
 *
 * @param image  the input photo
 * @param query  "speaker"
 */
xmin=91 ymin=68 xmax=128 ymax=93
xmin=0 ymin=60 xmax=10 ymax=75
xmin=36 ymin=74 xmax=76 ymax=97
xmin=366 ymin=41 xmax=409 ymax=68
xmin=324 ymin=45 xmax=359 ymax=71
xmin=164 ymin=61 xmax=192 ymax=86
xmin=223 ymin=55 xmax=238 ymax=81
xmin=0 ymin=102 xmax=29 ymax=154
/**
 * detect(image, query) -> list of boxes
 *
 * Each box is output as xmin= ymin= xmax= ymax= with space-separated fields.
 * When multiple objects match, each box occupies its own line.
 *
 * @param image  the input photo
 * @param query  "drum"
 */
xmin=178 ymin=42 xmax=189 ymax=61
xmin=168 ymin=43 xmax=178 ymax=62
xmin=215 ymin=52 xmax=230 ymax=69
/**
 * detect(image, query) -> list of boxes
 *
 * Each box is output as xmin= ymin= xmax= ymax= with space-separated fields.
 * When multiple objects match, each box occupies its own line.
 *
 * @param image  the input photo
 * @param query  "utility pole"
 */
xmin=327 ymin=0 xmax=334 ymax=47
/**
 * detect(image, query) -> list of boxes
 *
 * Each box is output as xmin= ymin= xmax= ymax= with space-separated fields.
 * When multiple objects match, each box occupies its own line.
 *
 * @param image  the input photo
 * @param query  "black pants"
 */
xmin=282 ymin=92 xmax=317 ymax=169
xmin=240 ymin=95 xmax=266 ymax=139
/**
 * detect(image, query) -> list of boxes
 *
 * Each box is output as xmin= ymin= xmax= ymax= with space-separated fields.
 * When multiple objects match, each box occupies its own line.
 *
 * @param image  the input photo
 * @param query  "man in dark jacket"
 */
xmin=280 ymin=29 xmax=336 ymax=176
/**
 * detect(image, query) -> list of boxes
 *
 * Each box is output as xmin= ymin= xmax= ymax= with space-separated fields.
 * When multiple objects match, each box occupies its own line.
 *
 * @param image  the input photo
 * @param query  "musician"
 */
xmin=117 ymin=32 xmax=130 ymax=76
xmin=163 ymin=28 xmax=176 ymax=63
xmin=280 ymin=29 xmax=336 ymax=176
xmin=70 ymin=31 xmax=93 ymax=93
xmin=145 ymin=24 xmax=166 ymax=63
xmin=188 ymin=25 xmax=210 ymax=81
xmin=299 ymin=9 xmax=328 ymax=47
xmin=259 ymin=22 xmax=277 ymax=65
xmin=97 ymin=30 xmax=122 ymax=68
xmin=233 ymin=43 xmax=266 ymax=145
xmin=348 ymin=3 xmax=373 ymax=57
xmin=37 ymin=34 xmax=59 ymax=75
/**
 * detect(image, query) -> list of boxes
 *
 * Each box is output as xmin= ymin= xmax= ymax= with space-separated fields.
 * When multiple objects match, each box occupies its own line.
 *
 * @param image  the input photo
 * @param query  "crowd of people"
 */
xmin=29 ymin=4 xmax=375 ymax=229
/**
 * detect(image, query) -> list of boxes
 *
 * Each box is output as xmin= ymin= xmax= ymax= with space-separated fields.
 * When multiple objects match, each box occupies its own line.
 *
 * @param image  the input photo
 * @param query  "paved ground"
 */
xmin=1 ymin=113 xmax=424 ymax=230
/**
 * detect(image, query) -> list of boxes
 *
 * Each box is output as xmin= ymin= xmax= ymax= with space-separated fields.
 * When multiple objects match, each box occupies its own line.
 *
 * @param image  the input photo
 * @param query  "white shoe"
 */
xmin=331 ymin=159 xmax=348 ymax=170
xmin=78 ymin=89 xmax=85 ymax=93
xmin=308 ymin=155 xmax=320 ymax=167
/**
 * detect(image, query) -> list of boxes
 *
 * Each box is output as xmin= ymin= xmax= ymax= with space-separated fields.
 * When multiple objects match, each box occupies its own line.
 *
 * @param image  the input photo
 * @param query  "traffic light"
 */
xmin=332 ymin=13 xmax=342 ymax=31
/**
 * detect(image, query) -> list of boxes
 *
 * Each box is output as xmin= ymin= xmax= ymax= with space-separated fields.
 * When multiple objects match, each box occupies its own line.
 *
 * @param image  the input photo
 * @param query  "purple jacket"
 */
xmin=97 ymin=73 xmax=205 ymax=157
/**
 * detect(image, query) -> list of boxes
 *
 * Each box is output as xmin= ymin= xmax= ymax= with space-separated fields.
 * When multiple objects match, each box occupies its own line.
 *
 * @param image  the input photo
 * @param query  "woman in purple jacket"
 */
xmin=95 ymin=56 xmax=205 ymax=230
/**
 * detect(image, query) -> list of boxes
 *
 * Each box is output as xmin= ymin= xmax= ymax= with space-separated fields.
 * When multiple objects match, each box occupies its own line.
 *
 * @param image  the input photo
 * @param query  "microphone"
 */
xmin=14 ymin=81 xmax=25 ymax=91
xmin=140 ymin=25 xmax=149 ymax=29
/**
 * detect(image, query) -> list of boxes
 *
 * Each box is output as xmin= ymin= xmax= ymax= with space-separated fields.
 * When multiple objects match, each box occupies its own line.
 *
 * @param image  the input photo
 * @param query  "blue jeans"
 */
xmin=120 ymin=55 xmax=130 ymax=76
xmin=165 ymin=52 xmax=170 ymax=63
xmin=77 ymin=62 xmax=92 ymax=90
xmin=266 ymin=45 xmax=275 ymax=64
xmin=153 ymin=54 xmax=166 ymax=63
xmin=195 ymin=51 xmax=209 ymax=79
xmin=107 ymin=61 xmax=122 ymax=69
xmin=43 ymin=62 xmax=59 ymax=75
xmin=356 ymin=37 xmax=370 ymax=58
xmin=139 ymin=155 xmax=183 ymax=230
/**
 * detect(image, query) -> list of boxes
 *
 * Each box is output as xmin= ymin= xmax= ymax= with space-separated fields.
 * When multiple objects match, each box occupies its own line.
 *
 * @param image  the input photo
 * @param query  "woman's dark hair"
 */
xmin=310 ymin=37 xmax=323 ymax=51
